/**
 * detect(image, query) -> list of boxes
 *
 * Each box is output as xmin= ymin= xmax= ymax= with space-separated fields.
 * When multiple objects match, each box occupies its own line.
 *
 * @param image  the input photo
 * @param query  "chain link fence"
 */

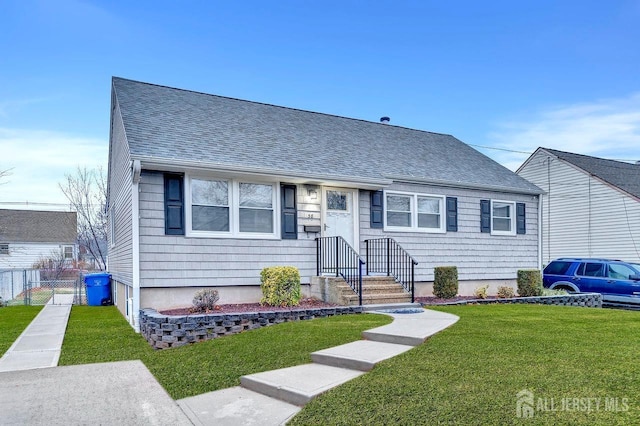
xmin=0 ymin=269 xmax=86 ymax=306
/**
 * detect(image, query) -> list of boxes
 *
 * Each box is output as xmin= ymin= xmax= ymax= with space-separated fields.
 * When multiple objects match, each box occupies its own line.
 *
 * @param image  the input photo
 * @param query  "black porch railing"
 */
xmin=316 ymin=236 xmax=364 ymax=305
xmin=364 ymin=237 xmax=418 ymax=302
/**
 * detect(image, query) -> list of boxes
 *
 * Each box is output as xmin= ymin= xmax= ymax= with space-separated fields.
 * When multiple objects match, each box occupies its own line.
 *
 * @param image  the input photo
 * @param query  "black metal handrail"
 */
xmin=364 ymin=237 xmax=418 ymax=302
xmin=316 ymin=236 xmax=364 ymax=305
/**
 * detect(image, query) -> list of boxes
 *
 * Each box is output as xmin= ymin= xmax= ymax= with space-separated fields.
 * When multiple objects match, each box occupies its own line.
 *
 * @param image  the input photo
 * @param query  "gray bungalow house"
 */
xmin=108 ymin=77 xmax=542 ymax=329
xmin=518 ymin=147 xmax=640 ymax=264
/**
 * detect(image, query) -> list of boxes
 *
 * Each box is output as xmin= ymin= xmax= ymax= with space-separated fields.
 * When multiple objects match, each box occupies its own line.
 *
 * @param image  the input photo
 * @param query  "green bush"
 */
xmin=474 ymin=285 xmax=489 ymax=299
xmin=191 ymin=289 xmax=220 ymax=313
xmin=542 ymin=288 xmax=568 ymax=296
xmin=433 ymin=266 xmax=458 ymax=299
xmin=497 ymin=286 xmax=515 ymax=298
xmin=260 ymin=266 xmax=301 ymax=307
xmin=517 ymin=269 xmax=543 ymax=297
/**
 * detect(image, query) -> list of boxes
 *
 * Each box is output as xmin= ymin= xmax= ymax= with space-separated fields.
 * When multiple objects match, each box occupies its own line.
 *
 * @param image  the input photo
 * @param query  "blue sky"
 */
xmin=1 ymin=0 xmax=639 ymax=207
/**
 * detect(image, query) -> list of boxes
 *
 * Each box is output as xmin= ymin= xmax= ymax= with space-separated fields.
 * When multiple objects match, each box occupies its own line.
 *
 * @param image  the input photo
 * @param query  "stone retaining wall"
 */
xmin=430 ymin=293 xmax=603 ymax=308
xmin=139 ymin=306 xmax=363 ymax=349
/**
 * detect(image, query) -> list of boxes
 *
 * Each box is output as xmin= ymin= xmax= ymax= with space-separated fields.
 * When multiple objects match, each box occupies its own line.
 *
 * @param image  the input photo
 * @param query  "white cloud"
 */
xmin=0 ymin=128 xmax=107 ymax=208
xmin=486 ymin=93 xmax=640 ymax=170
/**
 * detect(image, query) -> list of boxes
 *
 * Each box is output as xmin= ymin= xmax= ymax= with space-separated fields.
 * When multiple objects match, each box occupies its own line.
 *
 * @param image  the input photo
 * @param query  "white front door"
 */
xmin=323 ymin=188 xmax=357 ymax=249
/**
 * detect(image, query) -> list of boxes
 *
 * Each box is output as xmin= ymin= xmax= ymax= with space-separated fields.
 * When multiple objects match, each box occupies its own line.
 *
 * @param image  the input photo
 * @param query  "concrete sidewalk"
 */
xmin=0 ymin=360 xmax=192 ymax=426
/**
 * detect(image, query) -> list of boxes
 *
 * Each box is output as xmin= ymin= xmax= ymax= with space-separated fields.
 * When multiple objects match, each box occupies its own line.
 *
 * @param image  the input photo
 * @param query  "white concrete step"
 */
xmin=311 ymin=340 xmax=414 ymax=371
xmin=363 ymin=309 xmax=460 ymax=346
xmin=178 ymin=386 xmax=300 ymax=426
xmin=240 ymin=363 xmax=364 ymax=406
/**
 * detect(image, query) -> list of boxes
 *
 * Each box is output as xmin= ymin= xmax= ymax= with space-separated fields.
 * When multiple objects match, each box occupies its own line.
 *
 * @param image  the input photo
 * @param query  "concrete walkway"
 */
xmin=178 ymin=307 xmax=459 ymax=425
xmin=0 ymin=303 xmax=458 ymax=425
xmin=0 ymin=295 xmax=74 ymax=372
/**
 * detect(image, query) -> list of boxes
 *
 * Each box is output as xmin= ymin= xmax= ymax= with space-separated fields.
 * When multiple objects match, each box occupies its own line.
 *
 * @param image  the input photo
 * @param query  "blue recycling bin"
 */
xmin=84 ymin=273 xmax=112 ymax=306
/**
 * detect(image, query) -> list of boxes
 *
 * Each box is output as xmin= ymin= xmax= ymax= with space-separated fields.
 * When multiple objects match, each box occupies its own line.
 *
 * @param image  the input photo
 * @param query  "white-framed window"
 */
xmin=0 ymin=244 xmax=9 ymax=255
xmin=63 ymin=245 xmax=74 ymax=260
xmin=187 ymin=176 xmax=278 ymax=238
xmin=384 ymin=191 xmax=445 ymax=233
xmin=491 ymin=200 xmax=516 ymax=236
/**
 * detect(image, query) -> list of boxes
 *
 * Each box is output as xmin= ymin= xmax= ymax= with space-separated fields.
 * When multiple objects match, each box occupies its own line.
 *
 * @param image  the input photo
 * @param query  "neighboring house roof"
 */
xmin=112 ymin=77 xmax=542 ymax=194
xmin=0 ymin=209 xmax=77 ymax=244
xmin=541 ymin=148 xmax=640 ymax=199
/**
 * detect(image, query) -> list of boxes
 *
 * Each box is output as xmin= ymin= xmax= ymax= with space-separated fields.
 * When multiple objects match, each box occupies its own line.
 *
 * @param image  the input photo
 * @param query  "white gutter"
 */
xmin=133 ymin=156 xmax=392 ymax=189
xmin=386 ymin=175 xmax=544 ymax=196
xmin=131 ymin=159 xmax=142 ymax=332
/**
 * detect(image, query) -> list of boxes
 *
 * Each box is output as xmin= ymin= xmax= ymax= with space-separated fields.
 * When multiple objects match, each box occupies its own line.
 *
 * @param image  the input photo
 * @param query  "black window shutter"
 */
xmin=480 ymin=199 xmax=491 ymax=233
xmin=164 ymin=174 xmax=184 ymax=235
xmin=370 ymin=190 xmax=384 ymax=229
xmin=281 ymin=184 xmax=297 ymax=239
xmin=516 ymin=202 xmax=526 ymax=234
xmin=446 ymin=197 xmax=458 ymax=232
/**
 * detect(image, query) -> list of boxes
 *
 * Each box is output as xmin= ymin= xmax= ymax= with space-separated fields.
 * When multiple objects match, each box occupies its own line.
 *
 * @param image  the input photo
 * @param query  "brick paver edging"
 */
xmin=426 ymin=292 xmax=603 ymax=308
xmin=139 ymin=306 xmax=364 ymax=350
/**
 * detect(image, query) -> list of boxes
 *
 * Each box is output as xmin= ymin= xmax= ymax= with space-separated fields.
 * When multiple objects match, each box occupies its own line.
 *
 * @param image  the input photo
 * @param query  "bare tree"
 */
xmin=33 ymin=249 xmax=71 ymax=281
xmin=0 ymin=168 xmax=11 ymax=184
xmin=59 ymin=166 xmax=107 ymax=271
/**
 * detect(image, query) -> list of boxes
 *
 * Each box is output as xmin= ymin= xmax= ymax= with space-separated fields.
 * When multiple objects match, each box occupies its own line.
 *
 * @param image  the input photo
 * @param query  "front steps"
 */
xmin=310 ymin=275 xmax=413 ymax=306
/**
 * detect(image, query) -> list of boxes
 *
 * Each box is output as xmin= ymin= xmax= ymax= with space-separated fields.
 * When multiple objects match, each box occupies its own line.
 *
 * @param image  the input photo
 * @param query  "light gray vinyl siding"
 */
xmin=518 ymin=151 xmax=640 ymax=263
xmin=138 ymin=172 xmax=317 ymax=288
xmin=359 ymin=183 xmax=539 ymax=281
xmin=107 ymin=102 xmax=134 ymax=286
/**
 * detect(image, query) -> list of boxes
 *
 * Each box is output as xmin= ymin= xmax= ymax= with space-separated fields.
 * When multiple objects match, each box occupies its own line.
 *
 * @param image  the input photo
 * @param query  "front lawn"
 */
xmin=290 ymin=304 xmax=640 ymax=425
xmin=59 ymin=306 xmax=392 ymax=399
xmin=0 ymin=306 xmax=42 ymax=356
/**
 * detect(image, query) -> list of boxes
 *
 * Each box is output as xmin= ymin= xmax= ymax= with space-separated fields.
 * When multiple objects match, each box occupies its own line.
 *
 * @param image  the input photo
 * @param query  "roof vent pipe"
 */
xmin=380 ymin=116 xmax=390 ymax=123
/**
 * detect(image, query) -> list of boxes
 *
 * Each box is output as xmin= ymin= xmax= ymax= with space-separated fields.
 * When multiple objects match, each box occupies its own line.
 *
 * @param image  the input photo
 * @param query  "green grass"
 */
xmin=0 ymin=306 xmax=43 ymax=356
xmin=290 ymin=305 xmax=640 ymax=425
xmin=59 ymin=306 xmax=392 ymax=399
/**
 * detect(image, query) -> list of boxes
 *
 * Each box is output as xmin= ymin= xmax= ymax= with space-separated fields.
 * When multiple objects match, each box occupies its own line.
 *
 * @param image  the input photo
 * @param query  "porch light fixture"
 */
xmin=307 ymin=189 xmax=318 ymax=200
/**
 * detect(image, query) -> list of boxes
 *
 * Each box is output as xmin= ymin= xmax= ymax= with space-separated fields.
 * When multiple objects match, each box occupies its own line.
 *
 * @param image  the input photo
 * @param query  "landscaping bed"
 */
xmin=159 ymin=297 xmax=337 ymax=315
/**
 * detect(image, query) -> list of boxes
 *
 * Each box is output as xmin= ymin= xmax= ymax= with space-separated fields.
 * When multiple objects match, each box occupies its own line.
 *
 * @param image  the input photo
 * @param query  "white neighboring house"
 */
xmin=517 ymin=148 xmax=640 ymax=264
xmin=0 ymin=209 xmax=78 ymax=269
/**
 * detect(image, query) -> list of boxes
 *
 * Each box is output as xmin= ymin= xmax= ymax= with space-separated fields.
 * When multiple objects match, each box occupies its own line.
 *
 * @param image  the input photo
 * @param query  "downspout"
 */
xmin=538 ymin=195 xmax=543 ymax=271
xmin=132 ymin=160 xmax=142 ymax=332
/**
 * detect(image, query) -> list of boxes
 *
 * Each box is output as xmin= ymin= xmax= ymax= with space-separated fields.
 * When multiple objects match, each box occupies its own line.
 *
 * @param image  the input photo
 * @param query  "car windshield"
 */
xmin=630 ymin=263 xmax=640 ymax=274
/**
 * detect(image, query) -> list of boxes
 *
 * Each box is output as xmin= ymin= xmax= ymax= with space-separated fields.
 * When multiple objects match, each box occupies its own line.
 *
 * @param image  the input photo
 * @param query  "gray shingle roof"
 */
xmin=112 ymin=77 xmax=541 ymax=194
xmin=0 ymin=209 xmax=77 ymax=243
xmin=544 ymin=148 xmax=640 ymax=199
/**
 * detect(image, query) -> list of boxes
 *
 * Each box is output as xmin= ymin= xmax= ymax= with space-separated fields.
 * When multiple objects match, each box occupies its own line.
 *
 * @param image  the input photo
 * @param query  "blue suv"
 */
xmin=543 ymin=258 xmax=640 ymax=304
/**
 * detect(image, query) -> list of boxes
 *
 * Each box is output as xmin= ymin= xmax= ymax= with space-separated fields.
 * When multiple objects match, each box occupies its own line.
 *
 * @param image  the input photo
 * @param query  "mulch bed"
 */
xmin=159 ymin=298 xmax=339 ymax=316
xmin=158 ymin=296 xmax=502 ymax=315
xmin=417 ymin=296 xmax=498 ymax=305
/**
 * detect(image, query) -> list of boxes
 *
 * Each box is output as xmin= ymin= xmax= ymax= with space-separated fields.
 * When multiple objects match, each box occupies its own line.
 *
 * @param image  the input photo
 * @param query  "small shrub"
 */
xmin=260 ymin=266 xmax=301 ymax=307
xmin=497 ymin=286 xmax=515 ymax=299
xmin=542 ymin=288 xmax=568 ymax=296
xmin=433 ymin=266 xmax=458 ymax=299
xmin=517 ymin=269 xmax=543 ymax=297
xmin=191 ymin=289 xmax=220 ymax=313
xmin=474 ymin=285 xmax=489 ymax=299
